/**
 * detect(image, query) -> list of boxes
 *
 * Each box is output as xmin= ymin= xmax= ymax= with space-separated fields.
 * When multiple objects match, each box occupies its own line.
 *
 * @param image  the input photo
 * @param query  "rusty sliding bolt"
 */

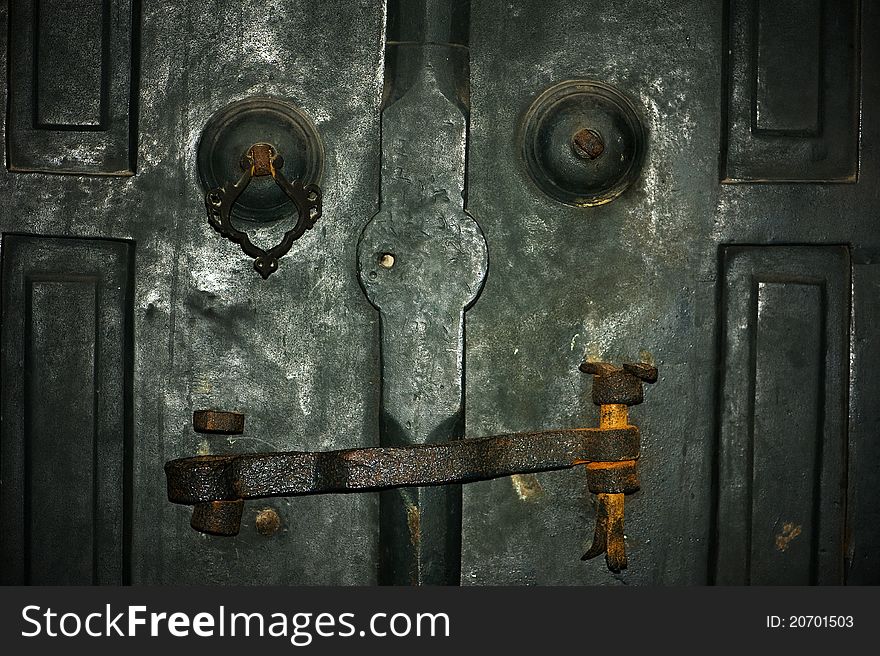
xmin=579 ymin=361 xmax=657 ymax=572
xmin=166 ymin=364 xmax=657 ymax=574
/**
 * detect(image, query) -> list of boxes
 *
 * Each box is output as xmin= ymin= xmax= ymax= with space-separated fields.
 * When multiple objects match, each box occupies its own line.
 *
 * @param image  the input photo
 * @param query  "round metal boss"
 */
xmin=197 ymin=97 xmax=324 ymax=223
xmin=521 ymin=80 xmax=645 ymax=207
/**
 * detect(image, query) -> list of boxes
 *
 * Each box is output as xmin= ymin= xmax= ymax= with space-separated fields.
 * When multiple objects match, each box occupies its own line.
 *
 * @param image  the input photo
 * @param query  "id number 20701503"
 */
xmin=766 ymin=616 xmax=854 ymax=629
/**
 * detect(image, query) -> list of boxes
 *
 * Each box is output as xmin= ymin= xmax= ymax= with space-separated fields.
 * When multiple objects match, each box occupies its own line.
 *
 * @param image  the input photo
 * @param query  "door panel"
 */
xmin=714 ymin=245 xmax=849 ymax=585
xmin=2 ymin=0 xmax=385 ymax=585
xmin=1 ymin=0 xmax=878 ymax=585
xmin=460 ymin=0 xmax=874 ymax=585
xmin=723 ymin=0 xmax=859 ymax=181
xmin=463 ymin=0 xmax=725 ymax=585
xmin=7 ymin=0 xmax=138 ymax=174
xmin=1 ymin=235 xmax=134 ymax=584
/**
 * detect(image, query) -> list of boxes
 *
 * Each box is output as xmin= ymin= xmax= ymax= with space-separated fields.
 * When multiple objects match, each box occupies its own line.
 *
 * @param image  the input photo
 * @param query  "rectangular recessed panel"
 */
xmin=27 ymin=280 xmax=99 ymax=584
xmin=7 ymin=0 xmax=137 ymax=174
xmin=722 ymin=0 xmax=859 ymax=181
xmin=714 ymin=246 xmax=850 ymax=585
xmin=750 ymin=282 xmax=823 ymax=584
xmin=0 ymin=235 xmax=134 ymax=585
xmin=35 ymin=0 xmax=107 ymax=128
xmin=754 ymin=0 xmax=821 ymax=134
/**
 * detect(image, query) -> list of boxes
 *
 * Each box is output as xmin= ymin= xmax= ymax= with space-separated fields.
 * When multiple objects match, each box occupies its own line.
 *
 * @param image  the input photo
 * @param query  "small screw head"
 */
xmin=572 ymin=128 xmax=605 ymax=160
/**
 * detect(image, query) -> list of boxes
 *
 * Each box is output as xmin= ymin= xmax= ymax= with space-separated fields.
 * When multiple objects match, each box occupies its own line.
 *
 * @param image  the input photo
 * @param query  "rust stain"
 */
xmin=584 ymin=460 xmax=634 ymax=471
xmin=246 ymin=143 xmax=277 ymax=177
xmin=775 ymin=522 xmax=802 ymax=552
xmin=511 ymin=473 xmax=544 ymax=501
xmin=407 ymin=504 xmax=420 ymax=547
xmin=599 ymin=404 xmax=629 ymax=430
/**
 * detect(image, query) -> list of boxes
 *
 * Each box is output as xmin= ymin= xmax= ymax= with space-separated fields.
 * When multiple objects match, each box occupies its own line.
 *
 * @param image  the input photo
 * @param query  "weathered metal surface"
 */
xmin=0 ymin=235 xmax=134 ymax=584
xmin=722 ymin=0 xmax=860 ymax=181
xmin=5 ymin=0 xmax=387 ymax=585
xmin=205 ymin=142 xmax=322 ymax=278
xmin=1 ymin=0 xmax=879 ymax=586
xmin=713 ymin=246 xmax=850 ymax=584
xmin=7 ymin=0 xmax=139 ymax=174
xmin=192 ymin=410 xmax=245 ymax=435
xmin=460 ymin=0 xmax=872 ymax=586
xmin=165 ymin=427 xmax=640 ymax=504
xmin=357 ymin=0 xmax=487 ymax=585
xmin=847 ymin=261 xmax=880 ymax=583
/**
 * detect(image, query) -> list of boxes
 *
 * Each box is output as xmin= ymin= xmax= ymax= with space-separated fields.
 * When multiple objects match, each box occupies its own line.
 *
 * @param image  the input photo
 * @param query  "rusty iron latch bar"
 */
xmin=164 ymin=361 xmax=656 ymax=572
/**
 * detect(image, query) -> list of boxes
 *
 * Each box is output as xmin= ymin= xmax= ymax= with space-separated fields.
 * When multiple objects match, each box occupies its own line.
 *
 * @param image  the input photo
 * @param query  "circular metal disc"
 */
xmin=197 ymin=97 xmax=324 ymax=223
xmin=521 ymin=80 xmax=646 ymax=207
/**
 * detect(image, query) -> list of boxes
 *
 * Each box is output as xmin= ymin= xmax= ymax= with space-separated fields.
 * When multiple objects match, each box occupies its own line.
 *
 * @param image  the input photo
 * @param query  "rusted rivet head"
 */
xmin=255 ymin=508 xmax=282 ymax=537
xmin=193 ymin=410 xmax=245 ymax=435
xmin=572 ymin=128 xmax=605 ymax=160
xmin=240 ymin=143 xmax=283 ymax=177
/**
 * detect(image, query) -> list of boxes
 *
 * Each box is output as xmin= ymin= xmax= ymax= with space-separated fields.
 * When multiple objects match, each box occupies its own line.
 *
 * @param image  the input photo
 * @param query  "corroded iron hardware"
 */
xmin=164 ymin=362 xmax=656 ymax=572
xmin=192 ymin=409 xmax=245 ymax=435
xmin=521 ymin=80 xmax=646 ymax=207
xmin=579 ymin=361 xmax=657 ymax=572
xmin=204 ymin=143 xmax=322 ymax=279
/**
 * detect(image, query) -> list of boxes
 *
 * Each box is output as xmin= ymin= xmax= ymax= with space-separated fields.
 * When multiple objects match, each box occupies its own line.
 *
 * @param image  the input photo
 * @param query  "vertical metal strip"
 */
xmin=358 ymin=0 xmax=487 ymax=585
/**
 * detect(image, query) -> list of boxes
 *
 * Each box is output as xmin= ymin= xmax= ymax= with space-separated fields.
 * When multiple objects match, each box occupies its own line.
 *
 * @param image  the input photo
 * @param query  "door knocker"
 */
xmin=205 ymin=143 xmax=322 ymax=279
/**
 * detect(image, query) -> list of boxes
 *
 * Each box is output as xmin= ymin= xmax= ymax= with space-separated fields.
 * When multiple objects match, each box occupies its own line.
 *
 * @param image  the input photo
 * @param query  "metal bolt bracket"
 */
xmin=579 ymin=360 xmax=658 ymax=572
xmin=192 ymin=409 xmax=245 ymax=435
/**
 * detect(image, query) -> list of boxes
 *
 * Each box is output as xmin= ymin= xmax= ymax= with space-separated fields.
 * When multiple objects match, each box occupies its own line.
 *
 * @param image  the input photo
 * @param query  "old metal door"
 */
xmin=1 ymin=0 xmax=877 ymax=585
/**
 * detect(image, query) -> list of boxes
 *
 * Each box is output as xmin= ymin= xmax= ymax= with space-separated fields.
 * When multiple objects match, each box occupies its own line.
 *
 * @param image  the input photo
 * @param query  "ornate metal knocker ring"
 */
xmin=205 ymin=143 xmax=322 ymax=279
